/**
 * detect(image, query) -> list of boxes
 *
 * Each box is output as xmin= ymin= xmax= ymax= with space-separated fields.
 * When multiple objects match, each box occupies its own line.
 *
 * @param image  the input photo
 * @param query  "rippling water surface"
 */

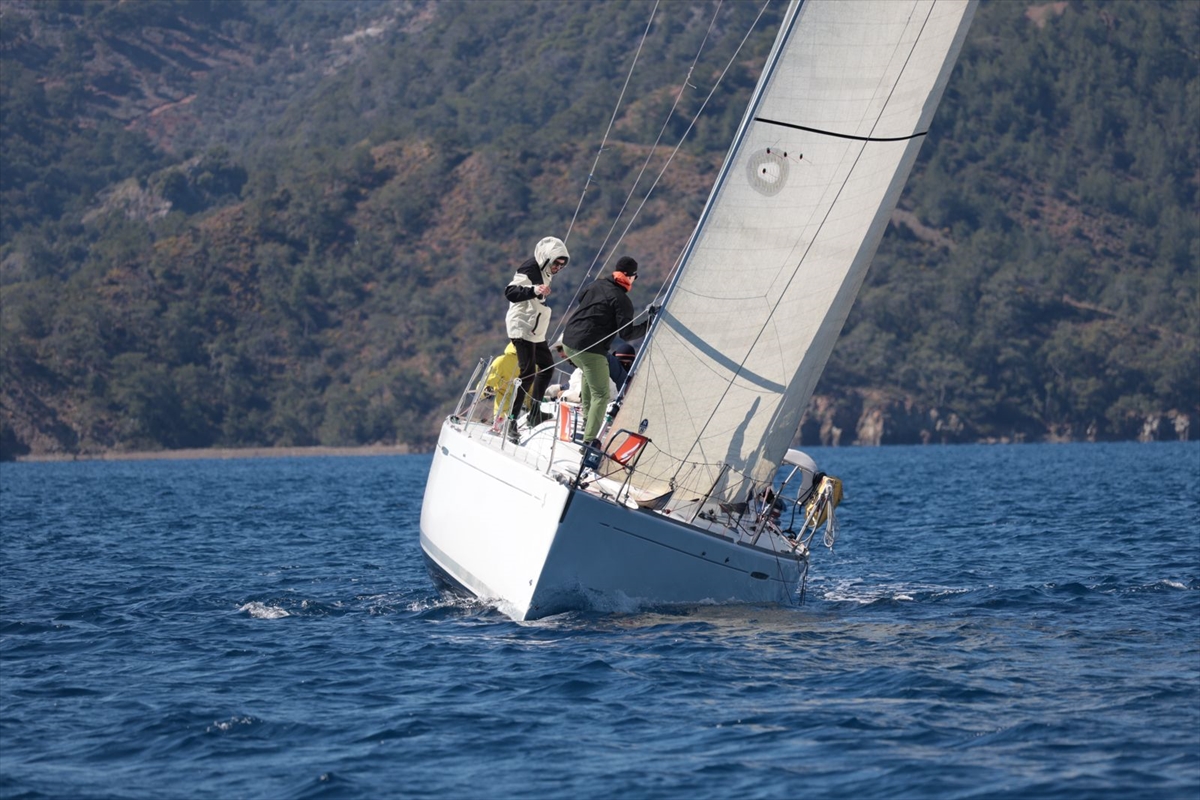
xmin=2 ymin=442 xmax=1197 ymax=799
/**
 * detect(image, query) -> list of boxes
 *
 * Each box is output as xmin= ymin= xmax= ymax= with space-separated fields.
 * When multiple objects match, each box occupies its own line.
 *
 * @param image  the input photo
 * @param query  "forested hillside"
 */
xmin=1 ymin=0 xmax=1196 ymax=459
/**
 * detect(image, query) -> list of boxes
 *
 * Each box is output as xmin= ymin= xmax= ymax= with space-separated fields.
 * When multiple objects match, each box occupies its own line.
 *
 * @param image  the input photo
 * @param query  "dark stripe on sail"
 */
xmin=658 ymin=310 xmax=786 ymax=394
xmin=754 ymin=117 xmax=928 ymax=142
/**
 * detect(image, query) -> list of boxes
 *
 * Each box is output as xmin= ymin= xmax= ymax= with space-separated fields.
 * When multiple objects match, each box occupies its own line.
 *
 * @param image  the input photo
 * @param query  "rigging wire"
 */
xmin=587 ymin=0 xmax=726 ymax=277
xmin=522 ymin=0 xmax=777 ymax=411
xmin=620 ymin=0 xmax=774 ymax=309
xmin=563 ymin=0 xmax=660 ymax=247
xmin=552 ymin=0 xmax=774 ymax=352
xmin=664 ymin=1 xmax=939 ymax=484
xmin=588 ymin=0 xmax=775 ymax=436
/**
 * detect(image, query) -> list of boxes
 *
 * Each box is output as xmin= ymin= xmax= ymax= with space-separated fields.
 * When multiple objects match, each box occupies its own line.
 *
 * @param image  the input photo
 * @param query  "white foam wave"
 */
xmin=405 ymin=593 xmax=492 ymax=615
xmin=577 ymin=587 xmax=645 ymax=616
xmin=206 ymin=716 xmax=258 ymax=733
xmin=820 ymin=579 xmax=971 ymax=604
xmin=239 ymin=601 xmax=290 ymax=619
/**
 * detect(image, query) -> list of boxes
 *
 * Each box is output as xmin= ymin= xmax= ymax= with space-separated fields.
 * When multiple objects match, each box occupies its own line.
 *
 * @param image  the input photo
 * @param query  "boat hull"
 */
xmin=419 ymin=422 xmax=804 ymax=620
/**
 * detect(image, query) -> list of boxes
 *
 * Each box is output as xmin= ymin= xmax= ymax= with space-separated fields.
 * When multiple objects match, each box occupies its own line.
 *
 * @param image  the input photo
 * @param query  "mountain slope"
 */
xmin=1 ymin=0 xmax=1196 ymax=459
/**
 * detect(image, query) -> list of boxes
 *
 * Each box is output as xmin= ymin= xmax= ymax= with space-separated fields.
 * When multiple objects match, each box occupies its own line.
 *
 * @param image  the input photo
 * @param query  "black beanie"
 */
xmin=615 ymin=256 xmax=638 ymax=276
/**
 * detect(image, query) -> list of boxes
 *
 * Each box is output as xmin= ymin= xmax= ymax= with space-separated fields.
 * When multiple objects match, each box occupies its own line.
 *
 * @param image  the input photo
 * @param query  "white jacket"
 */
xmin=505 ymin=237 xmax=569 ymax=343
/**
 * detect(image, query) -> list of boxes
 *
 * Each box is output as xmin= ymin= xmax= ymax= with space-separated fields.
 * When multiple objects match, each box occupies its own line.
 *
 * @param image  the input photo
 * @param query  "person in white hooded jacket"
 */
xmin=503 ymin=236 xmax=569 ymax=439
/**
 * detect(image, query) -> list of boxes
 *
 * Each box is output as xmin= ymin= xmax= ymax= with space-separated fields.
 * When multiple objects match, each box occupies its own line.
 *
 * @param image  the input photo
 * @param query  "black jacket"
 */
xmin=503 ymin=258 xmax=543 ymax=304
xmin=563 ymin=277 xmax=649 ymax=354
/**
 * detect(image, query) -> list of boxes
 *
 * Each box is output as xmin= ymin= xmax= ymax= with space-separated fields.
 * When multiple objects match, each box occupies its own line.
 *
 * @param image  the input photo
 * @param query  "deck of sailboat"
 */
xmin=441 ymin=410 xmax=817 ymax=558
xmin=444 ymin=412 xmax=649 ymax=508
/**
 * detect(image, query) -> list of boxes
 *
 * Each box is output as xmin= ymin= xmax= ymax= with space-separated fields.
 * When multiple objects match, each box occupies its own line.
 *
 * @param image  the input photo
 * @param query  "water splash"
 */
xmin=238 ymin=601 xmax=289 ymax=619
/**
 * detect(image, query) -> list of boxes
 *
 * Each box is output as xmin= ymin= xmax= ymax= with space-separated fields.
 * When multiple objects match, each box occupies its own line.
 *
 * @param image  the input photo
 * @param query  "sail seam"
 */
xmin=751 ymin=117 xmax=929 ymax=142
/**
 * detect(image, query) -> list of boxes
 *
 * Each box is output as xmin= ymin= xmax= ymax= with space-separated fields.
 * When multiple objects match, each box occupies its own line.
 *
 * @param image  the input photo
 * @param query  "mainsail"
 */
xmin=611 ymin=0 xmax=977 ymax=509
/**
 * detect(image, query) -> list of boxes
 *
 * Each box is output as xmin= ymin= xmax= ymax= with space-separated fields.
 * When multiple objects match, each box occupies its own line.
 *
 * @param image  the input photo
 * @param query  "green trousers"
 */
xmin=563 ymin=345 xmax=610 ymax=442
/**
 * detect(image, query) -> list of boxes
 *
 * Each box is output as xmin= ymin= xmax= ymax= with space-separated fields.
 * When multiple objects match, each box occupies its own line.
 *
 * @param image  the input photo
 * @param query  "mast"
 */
xmin=610 ymin=0 xmax=978 ymax=509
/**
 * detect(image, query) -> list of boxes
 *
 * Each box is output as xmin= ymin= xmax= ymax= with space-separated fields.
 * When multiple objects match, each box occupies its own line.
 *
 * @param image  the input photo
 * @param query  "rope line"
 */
xmin=552 ymin=0 xmax=768 ymax=345
xmin=511 ymin=1 xmax=774 ymax=418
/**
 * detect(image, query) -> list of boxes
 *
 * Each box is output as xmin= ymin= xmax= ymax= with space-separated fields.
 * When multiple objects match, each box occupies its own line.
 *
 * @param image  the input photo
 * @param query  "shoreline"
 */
xmin=8 ymin=437 xmax=1194 ymax=465
xmin=12 ymin=444 xmax=421 ymax=463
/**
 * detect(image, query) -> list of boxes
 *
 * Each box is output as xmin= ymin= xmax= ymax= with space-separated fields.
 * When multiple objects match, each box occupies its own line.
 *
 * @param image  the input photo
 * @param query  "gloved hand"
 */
xmin=645 ymin=304 xmax=660 ymax=318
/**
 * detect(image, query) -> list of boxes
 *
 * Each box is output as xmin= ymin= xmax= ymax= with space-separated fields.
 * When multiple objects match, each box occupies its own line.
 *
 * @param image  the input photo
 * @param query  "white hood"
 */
xmin=534 ymin=237 xmax=569 ymax=271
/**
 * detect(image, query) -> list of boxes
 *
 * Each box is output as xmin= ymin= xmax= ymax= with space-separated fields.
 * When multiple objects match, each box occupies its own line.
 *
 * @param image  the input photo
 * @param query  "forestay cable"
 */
xmin=539 ymin=0 xmax=775 ymax=394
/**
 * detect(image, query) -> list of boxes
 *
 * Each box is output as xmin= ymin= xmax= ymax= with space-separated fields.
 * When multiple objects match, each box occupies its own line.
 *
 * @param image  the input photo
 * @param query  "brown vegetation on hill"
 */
xmin=1 ymin=0 xmax=1195 ymax=460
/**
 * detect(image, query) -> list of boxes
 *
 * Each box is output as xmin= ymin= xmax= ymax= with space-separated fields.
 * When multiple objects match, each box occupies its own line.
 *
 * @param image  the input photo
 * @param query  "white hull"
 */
xmin=419 ymin=419 xmax=806 ymax=620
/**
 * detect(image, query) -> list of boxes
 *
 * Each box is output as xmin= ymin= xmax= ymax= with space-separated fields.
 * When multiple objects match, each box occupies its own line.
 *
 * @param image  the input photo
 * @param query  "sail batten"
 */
xmin=612 ymin=0 xmax=977 ymax=509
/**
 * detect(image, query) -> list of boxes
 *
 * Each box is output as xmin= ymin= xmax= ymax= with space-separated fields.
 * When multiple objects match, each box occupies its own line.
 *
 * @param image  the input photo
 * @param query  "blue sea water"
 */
xmin=1 ymin=442 xmax=1197 ymax=799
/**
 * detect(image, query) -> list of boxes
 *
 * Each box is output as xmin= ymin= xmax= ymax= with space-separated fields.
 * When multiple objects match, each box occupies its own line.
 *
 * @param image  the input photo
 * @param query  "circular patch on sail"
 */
xmin=746 ymin=149 xmax=789 ymax=197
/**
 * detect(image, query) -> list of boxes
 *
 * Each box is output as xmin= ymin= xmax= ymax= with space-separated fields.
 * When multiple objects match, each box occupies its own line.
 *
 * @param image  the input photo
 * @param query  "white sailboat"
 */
xmin=420 ymin=0 xmax=978 ymax=621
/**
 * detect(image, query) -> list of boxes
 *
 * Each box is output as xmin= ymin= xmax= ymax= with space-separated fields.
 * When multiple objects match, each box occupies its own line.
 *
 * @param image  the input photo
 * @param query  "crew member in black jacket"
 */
xmin=562 ymin=256 xmax=656 ymax=448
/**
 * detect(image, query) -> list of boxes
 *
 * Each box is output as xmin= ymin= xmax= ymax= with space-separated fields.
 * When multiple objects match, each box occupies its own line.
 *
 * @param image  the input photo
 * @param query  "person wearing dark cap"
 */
xmin=562 ymin=256 xmax=657 ymax=449
xmin=609 ymin=341 xmax=637 ymax=391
